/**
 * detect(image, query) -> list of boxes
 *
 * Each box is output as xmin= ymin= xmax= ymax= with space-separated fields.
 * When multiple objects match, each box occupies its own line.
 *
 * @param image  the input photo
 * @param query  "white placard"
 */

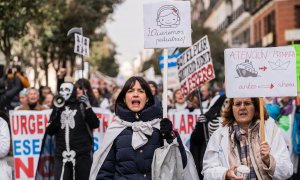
xmin=74 ymin=33 xmax=82 ymax=54
xmin=225 ymin=47 xmax=297 ymax=98
xmin=285 ymin=29 xmax=300 ymax=41
xmin=143 ymin=1 xmax=192 ymax=48
xmin=177 ymin=35 xmax=215 ymax=98
xmin=74 ymin=34 xmax=90 ymax=57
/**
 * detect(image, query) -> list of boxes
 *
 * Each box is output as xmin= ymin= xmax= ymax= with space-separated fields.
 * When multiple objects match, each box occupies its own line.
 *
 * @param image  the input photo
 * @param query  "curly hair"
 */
xmin=221 ymin=97 xmax=269 ymax=127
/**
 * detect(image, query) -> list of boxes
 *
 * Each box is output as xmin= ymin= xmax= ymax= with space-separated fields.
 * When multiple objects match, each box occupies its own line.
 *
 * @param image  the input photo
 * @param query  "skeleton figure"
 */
xmin=45 ymin=82 xmax=99 ymax=180
xmin=60 ymin=107 xmax=77 ymax=180
xmin=59 ymin=83 xmax=77 ymax=180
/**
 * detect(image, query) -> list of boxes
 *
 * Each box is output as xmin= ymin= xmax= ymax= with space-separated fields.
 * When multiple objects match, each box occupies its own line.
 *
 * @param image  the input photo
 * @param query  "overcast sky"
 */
xmin=105 ymin=0 xmax=161 ymax=76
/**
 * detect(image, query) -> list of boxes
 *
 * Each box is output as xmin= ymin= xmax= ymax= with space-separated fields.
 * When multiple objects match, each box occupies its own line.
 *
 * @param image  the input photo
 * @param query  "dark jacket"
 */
xmin=47 ymin=101 xmax=99 ymax=157
xmin=190 ymin=94 xmax=226 ymax=179
xmin=0 ymin=77 xmax=22 ymax=111
xmin=97 ymin=99 xmax=187 ymax=180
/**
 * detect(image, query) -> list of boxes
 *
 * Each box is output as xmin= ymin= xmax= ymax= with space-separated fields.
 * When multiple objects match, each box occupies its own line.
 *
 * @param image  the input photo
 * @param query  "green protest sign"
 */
xmin=292 ymin=44 xmax=300 ymax=93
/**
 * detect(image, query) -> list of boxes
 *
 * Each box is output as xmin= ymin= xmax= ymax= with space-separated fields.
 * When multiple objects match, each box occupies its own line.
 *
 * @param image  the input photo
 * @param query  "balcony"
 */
xmin=217 ymin=4 xmax=249 ymax=33
xmin=244 ymin=0 xmax=271 ymax=14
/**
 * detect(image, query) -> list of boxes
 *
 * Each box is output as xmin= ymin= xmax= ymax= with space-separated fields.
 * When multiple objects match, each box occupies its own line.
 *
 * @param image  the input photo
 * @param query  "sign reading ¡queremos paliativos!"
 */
xmin=225 ymin=47 xmax=297 ymax=98
xmin=177 ymin=35 xmax=215 ymax=98
xmin=143 ymin=1 xmax=191 ymax=48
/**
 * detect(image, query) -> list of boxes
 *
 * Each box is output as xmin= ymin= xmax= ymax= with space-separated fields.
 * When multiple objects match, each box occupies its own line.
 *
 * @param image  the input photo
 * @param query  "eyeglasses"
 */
xmin=233 ymin=101 xmax=253 ymax=107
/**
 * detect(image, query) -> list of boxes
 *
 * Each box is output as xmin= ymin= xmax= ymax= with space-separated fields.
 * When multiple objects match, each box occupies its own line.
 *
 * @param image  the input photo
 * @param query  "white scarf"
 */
xmin=89 ymin=117 xmax=161 ymax=180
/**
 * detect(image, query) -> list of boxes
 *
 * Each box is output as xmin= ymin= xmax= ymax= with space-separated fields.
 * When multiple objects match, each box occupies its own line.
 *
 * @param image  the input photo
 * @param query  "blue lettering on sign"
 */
xmin=14 ymin=140 xmax=22 ymax=156
xmin=93 ymin=137 xmax=99 ymax=151
xmin=23 ymin=140 xmax=31 ymax=155
xmin=32 ymin=139 xmax=40 ymax=155
xmin=13 ymin=139 xmax=42 ymax=156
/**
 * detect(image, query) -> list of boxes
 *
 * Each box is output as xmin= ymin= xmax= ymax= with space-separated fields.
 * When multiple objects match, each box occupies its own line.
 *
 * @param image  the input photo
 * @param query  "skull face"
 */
xmin=59 ymin=83 xmax=74 ymax=101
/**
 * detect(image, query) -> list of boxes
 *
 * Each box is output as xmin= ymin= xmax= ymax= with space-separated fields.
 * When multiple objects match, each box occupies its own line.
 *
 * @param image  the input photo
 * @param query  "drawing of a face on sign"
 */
xmin=156 ymin=5 xmax=180 ymax=28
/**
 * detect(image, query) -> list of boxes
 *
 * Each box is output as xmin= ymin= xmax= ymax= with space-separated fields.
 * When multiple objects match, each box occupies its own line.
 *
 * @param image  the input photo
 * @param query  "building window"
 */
xmin=254 ymin=21 xmax=262 ymax=47
xmin=264 ymin=11 xmax=275 ymax=35
xmin=233 ymin=28 xmax=250 ymax=46
xmin=295 ymin=5 xmax=300 ymax=28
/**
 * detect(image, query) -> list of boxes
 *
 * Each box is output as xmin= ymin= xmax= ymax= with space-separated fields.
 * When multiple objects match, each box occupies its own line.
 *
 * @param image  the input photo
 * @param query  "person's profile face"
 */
xmin=149 ymin=84 xmax=156 ymax=96
xmin=124 ymin=81 xmax=148 ymax=112
xmin=19 ymin=94 xmax=28 ymax=105
xmin=232 ymin=98 xmax=255 ymax=127
xmin=93 ymin=88 xmax=100 ymax=99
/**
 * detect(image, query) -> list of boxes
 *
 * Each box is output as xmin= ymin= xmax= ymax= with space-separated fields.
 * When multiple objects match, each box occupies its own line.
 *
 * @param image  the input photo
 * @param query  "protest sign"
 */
xmin=292 ymin=44 xmax=300 ymax=93
xmin=177 ymin=35 xmax=215 ymax=98
xmin=225 ymin=47 xmax=297 ymax=97
xmin=10 ymin=110 xmax=52 ymax=180
xmin=74 ymin=33 xmax=90 ymax=57
xmin=143 ymin=1 xmax=191 ymax=48
xmin=9 ymin=108 xmax=200 ymax=179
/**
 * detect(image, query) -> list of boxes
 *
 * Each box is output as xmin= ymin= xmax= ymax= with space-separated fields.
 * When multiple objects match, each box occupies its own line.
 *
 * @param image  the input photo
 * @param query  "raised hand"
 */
xmin=80 ymin=94 xmax=91 ymax=108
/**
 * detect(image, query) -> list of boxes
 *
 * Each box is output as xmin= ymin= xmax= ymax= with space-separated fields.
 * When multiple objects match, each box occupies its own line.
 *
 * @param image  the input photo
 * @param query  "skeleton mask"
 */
xmin=59 ymin=83 xmax=74 ymax=101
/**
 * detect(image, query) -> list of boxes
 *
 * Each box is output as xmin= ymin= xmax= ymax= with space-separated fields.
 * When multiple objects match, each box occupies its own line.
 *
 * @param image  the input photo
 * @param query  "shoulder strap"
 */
xmin=80 ymin=103 xmax=93 ymax=140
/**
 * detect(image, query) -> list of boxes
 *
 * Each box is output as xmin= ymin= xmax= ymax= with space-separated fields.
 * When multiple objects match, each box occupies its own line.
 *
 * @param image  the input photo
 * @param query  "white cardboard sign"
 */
xmin=225 ymin=47 xmax=297 ymax=98
xmin=74 ymin=33 xmax=90 ymax=57
xmin=143 ymin=1 xmax=192 ymax=48
xmin=177 ymin=35 xmax=215 ymax=98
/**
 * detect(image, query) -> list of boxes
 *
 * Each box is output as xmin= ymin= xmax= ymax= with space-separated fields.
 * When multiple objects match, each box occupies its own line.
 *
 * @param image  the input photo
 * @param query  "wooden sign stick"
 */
xmin=259 ymin=97 xmax=265 ymax=141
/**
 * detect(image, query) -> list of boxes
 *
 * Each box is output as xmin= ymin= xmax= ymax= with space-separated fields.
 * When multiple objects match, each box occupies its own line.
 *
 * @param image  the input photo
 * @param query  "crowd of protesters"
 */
xmin=0 ymin=65 xmax=299 ymax=179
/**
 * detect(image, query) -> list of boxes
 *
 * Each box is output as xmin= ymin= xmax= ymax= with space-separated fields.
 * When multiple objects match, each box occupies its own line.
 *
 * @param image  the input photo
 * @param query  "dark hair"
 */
xmin=148 ymin=81 xmax=158 ymax=95
xmin=222 ymin=97 xmax=269 ymax=127
xmin=116 ymin=76 xmax=154 ymax=110
xmin=75 ymin=78 xmax=99 ymax=107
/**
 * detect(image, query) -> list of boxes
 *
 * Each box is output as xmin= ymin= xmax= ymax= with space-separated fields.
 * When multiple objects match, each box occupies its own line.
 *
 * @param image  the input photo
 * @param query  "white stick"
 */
xmin=163 ymin=48 xmax=168 ymax=118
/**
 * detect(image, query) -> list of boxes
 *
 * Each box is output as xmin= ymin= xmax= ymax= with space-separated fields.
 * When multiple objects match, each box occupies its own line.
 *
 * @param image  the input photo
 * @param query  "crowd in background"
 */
xmin=0 ymin=65 xmax=300 ymax=179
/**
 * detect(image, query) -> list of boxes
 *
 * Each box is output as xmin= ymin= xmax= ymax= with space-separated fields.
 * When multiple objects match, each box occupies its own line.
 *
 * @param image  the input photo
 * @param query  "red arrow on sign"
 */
xmin=258 ymin=83 xmax=274 ymax=89
xmin=259 ymin=66 xmax=267 ymax=71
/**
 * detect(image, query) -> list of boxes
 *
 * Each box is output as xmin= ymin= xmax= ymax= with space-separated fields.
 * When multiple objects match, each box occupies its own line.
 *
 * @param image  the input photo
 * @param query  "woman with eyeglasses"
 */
xmin=202 ymin=97 xmax=293 ymax=180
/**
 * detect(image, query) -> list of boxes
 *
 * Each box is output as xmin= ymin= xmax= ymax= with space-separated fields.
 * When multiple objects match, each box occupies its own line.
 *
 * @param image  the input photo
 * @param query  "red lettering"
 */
xmin=20 ymin=115 xmax=28 ymax=134
xmin=180 ymin=82 xmax=188 ymax=98
xmin=29 ymin=115 xmax=35 ymax=134
xmin=15 ymin=157 xmax=34 ymax=178
xmin=187 ymin=114 xmax=194 ymax=134
xmin=36 ymin=114 xmax=43 ymax=134
xmin=102 ymin=114 xmax=109 ymax=132
xmin=179 ymin=115 xmax=186 ymax=134
xmin=12 ymin=115 xmax=19 ymax=135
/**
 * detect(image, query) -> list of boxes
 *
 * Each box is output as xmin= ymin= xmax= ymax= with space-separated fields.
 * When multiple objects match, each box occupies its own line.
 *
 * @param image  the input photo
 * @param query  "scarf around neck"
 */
xmin=230 ymin=120 xmax=260 ymax=180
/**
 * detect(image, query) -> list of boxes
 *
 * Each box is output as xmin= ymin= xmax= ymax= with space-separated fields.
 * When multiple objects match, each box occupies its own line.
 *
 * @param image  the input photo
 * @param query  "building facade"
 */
xmin=194 ymin=0 xmax=300 ymax=48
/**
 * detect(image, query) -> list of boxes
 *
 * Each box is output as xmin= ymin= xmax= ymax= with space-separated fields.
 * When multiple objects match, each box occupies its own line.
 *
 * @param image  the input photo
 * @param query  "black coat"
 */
xmin=97 ymin=99 xmax=187 ymax=180
xmin=190 ymin=94 xmax=226 ymax=179
xmin=47 ymin=101 xmax=99 ymax=157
